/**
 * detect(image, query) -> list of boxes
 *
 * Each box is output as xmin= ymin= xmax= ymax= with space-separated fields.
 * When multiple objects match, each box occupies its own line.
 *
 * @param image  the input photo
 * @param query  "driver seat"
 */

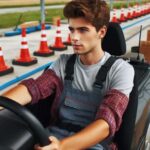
xmin=102 ymin=22 xmax=138 ymax=150
xmin=102 ymin=22 xmax=150 ymax=150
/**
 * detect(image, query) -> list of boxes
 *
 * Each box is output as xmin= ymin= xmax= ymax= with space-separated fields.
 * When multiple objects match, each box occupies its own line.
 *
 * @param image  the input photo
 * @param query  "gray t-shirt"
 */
xmin=49 ymin=52 xmax=134 ymax=97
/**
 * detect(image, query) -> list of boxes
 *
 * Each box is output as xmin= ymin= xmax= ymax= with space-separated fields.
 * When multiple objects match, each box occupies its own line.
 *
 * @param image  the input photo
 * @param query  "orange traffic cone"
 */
xmin=50 ymin=19 xmax=67 ymax=51
xmin=140 ymin=7 xmax=145 ymax=16
xmin=126 ymin=7 xmax=133 ymax=20
xmin=119 ymin=8 xmax=127 ymax=22
xmin=12 ymin=28 xmax=37 ymax=66
xmin=0 ymin=47 xmax=13 ymax=76
xmin=111 ymin=9 xmax=119 ymax=23
xmin=132 ymin=5 xmax=138 ymax=19
xmin=63 ymin=33 xmax=72 ymax=46
xmin=34 ymin=23 xmax=54 ymax=57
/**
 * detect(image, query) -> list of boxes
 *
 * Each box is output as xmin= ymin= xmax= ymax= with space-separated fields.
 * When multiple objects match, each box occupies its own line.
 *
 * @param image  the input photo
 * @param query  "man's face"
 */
xmin=68 ymin=18 xmax=102 ymax=55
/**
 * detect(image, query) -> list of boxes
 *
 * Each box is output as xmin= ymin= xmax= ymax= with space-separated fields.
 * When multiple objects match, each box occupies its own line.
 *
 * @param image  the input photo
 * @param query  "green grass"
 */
xmin=0 ymin=8 xmax=64 ymax=29
xmin=0 ymin=2 xmax=66 ymax=8
xmin=0 ymin=0 xmax=150 ymax=29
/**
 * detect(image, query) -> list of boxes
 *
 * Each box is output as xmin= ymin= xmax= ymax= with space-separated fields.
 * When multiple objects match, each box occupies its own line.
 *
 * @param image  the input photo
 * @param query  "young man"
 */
xmin=2 ymin=0 xmax=134 ymax=149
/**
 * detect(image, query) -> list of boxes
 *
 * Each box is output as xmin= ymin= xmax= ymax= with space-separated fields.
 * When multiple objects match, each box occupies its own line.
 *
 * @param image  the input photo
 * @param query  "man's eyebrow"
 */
xmin=68 ymin=26 xmax=89 ymax=30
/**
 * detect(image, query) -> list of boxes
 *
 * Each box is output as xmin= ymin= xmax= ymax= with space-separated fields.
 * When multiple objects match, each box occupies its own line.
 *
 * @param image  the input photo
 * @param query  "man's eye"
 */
xmin=79 ymin=28 xmax=88 ymax=33
xmin=68 ymin=27 xmax=74 ymax=33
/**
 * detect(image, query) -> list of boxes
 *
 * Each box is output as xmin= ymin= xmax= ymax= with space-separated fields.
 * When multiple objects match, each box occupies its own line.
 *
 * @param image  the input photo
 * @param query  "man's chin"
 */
xmin=73 ymin=50 xmax=82 ymax=55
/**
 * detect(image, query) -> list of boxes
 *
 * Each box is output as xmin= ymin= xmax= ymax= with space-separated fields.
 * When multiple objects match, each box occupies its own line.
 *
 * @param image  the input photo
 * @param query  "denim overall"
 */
xmin=48 ymin=55 xmax=117 ymax=150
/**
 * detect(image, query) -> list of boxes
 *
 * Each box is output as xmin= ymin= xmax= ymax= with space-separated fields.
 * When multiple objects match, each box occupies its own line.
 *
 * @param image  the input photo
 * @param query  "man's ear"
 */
xmin=98 ymin=26 xmax=107 ymax=39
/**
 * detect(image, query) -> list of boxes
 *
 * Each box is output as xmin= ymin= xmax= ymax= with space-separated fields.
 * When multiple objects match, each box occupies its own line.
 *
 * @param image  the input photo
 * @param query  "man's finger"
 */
xmin=34 ymin=144 xmax=42 ymax=150
xmin=49 ymin=136 xmax=58 ymax=142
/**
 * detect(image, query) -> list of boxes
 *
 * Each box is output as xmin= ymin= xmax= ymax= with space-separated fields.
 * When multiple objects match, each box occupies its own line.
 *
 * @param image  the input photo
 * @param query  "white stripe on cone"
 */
xmin=41 ymin=37 xmax=47 ymax=41
xmin=57 ymin=33 xmax=62 ymax=37
xmin=57 ymin=27 xmax=61 ymax=31
xmin=41 ymin=30 xmax=46 ymax=34
xmin=21 ymin=45 xmax=28 ymax=49
xmin=0 ymin=51 xmax=3 ymax=56
xmin=22 ymin=37 xmax=27 ymax=42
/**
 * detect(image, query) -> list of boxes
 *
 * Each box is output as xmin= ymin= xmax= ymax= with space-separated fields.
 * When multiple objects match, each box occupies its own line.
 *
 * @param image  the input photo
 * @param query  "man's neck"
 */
xmin=79 ymin=50 xmax=104 ymax=65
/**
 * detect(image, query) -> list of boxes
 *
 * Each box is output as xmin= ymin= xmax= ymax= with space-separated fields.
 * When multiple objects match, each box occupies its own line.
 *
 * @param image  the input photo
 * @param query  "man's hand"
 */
xmin=34 ymin=136 xmax=62 ymax=150
xmin=0 ymin=106 xmax=3 ymax=110
xmin=34 ymin=119 xmax=109 ymax=150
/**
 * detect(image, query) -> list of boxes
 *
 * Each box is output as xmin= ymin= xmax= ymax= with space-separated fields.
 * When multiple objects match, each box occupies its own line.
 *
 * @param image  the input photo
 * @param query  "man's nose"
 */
xmin=71 ymin=32 xmax=80 ymax=42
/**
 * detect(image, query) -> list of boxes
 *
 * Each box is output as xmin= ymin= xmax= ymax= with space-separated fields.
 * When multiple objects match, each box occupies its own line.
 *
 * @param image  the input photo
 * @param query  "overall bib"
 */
xmin=48 ymin=55 xmax=117 ymax=150
xmin=49 ymin=80 xmax=104 ymax=150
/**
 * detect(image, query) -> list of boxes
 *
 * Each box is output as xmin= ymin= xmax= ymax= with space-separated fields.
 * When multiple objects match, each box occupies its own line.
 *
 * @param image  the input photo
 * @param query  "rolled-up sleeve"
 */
xmin=95 ymin=89 xmax=128 ymax=136
xmin=20 ymin=69 xmax=63 ymax=104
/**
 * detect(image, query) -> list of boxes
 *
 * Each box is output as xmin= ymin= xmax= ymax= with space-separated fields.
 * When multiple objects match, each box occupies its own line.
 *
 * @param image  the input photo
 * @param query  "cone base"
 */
xmin=119 ymin=19 xmax=127 ymax=23
xmin=126 ymin=18 xmax=133 ymax=20
xmin=33 ymin=51 xmax=55 ymax=57
xmin=49 ymin=45 xmax=67 ymax=51
xmin=63 ymin=41 xmax=72 ymax=46
xmin=12 ymin=59 xmax=38 ymax=66
xmin=0 ymin=67 xmax=14 ymax=76
xmin=111 ymin=20 xmax=120 ymax=24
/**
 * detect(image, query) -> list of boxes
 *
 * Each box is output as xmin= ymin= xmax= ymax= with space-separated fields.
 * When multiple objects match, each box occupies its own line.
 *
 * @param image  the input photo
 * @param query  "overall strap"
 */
xmin=94 ymin=56 xmax=118 ymax=89
xmin=94 ymin=56 xmax=118 ymax=148
xmin=65 ymin=54 xmax=77 ymax=81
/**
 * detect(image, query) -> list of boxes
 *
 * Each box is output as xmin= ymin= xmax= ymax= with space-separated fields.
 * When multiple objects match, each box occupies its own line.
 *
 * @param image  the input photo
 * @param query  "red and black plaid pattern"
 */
xmin=96 ymin=89 xmax=128 ymax=136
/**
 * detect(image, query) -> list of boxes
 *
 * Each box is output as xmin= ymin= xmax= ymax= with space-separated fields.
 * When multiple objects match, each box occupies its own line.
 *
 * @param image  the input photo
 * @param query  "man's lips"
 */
xmin=72 ymin=44 xmax=82 ymax=47
xmin=73 ymin=45 xmax=82 ymax=49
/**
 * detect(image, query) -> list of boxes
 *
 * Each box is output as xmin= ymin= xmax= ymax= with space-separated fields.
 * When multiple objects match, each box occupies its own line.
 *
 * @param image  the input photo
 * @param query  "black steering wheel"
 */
xmin=0 ymin=96 xmax=50 ymax=147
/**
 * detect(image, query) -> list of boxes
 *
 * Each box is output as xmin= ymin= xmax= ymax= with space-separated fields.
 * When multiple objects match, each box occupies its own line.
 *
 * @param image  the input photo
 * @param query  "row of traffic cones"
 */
xmin=111 ymin=4 xmax=150 ymax=23
xmin=14 ymin=20 xmax=71 ymax=66
xmin=0 ymin=19 xmax=72 ymax=76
